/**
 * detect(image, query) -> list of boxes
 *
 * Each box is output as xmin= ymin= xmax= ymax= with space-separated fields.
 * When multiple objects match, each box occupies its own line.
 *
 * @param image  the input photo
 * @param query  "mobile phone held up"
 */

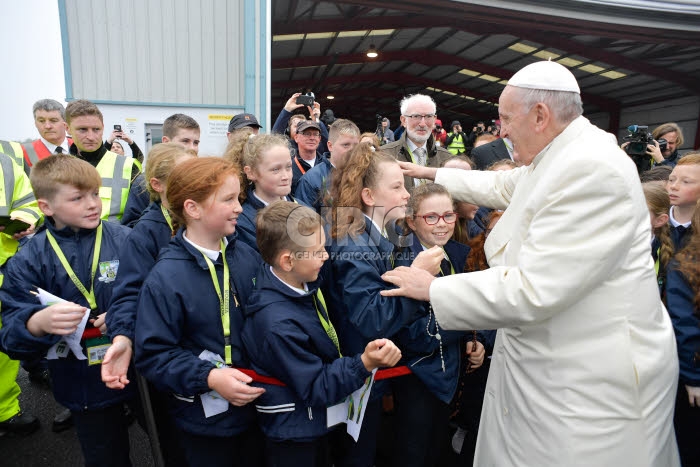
xmin=295 ymin=92 xmax=315 ymax=107
xmin=114 ymin=124 xmax=122 ymax=132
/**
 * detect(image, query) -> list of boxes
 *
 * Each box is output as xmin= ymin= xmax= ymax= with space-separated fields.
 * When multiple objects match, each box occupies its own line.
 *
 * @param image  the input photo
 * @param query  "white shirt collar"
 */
xmin=270 ymin=266 xmax=308 ymax=295
xmin=669 ymin=206 xmax=691 ymax=228
xmin=406 ymin=138 xmax=427 ymax=154
xmin=40 ymin=136 xmax=69 ymax=154
xmin=183 ymin=230 xmax=227 ymax=260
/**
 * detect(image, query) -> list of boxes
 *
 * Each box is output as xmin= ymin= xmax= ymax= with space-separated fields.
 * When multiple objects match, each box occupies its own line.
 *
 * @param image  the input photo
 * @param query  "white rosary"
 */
xmin=426 ymin=304 xmax=446 ymax=372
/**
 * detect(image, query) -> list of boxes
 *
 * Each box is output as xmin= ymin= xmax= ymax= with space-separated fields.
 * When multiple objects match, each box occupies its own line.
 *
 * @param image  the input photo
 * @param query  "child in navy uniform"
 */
xmin=392 ymin=183 xmax=484 ymax=467
xmin=241 ymin=201 xmax=402 ymax=467
xmin=0 ymin=155 xmax=135 ymax=467
xmin=325 ymin=143 xmax=443 ymax=466
xmin=237 ymin=133 xmax=299 ymax=251
xmin=104 ymin=143 xmax=195 ymax=467
xmin=134 ymin=157 xmax=264 ymax=467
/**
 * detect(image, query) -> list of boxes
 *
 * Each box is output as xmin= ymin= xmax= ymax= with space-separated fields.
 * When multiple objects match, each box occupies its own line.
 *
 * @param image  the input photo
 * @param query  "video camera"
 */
xmin=296 ymin=92 xmax=315 ymax=107
xmin=623 ymin=125 xmax=668 ymax=173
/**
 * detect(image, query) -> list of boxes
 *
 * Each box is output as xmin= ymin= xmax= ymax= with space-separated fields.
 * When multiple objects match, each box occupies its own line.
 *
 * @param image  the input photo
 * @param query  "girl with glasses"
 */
xmin=391 ymin=183 xmax=484 ymax=467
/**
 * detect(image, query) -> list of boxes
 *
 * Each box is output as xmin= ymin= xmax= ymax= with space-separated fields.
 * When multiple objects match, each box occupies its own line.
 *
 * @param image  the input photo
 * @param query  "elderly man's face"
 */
xmin=401 ymin=101 xmax=435 ymax=145
xmin=498 ymin=86 xmax=543 ymax=166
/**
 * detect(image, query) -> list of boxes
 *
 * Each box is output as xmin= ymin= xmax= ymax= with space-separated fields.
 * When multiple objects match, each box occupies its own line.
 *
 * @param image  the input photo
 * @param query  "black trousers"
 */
xmin=390 ymin=374 xmax=451 ymax=467
xmin=176 ymin=426 xmax=264 ymax=467
xmin=332 ymin=397 xmax=383 ymax=467
xmin=266 ymin=435 xmax=332 ymax=467
xmin=675 ymin=382 xmax=700 ymax=467
xmin=72 ymin=403 xmax=133 ymax=467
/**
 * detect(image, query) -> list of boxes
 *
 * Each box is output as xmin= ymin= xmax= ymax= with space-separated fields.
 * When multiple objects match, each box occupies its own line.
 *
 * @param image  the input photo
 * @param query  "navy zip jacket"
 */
xmin=121 ymin=173 xmax=150 ymax=227
xmin=242 ymin=264 xmax=371 ymax=442
xmin=394 ymin=237 xmax=470 ymax=403
xmin=134 ymin=229 xmax=260 ymax=437
xmin=237 ymin=187 xmax=301 ymax=252
xmin=0 ymin=220 xmax=135 ymax=411
xmin=665 ymin=261 xmax=700 ymax=386
xmin=294 ymin=154 xmax=333 ymax=213
xmin=107 ymin=201 xmax=172 ymax=342
xmin=326 ymin=217 xmax=421 ymax=400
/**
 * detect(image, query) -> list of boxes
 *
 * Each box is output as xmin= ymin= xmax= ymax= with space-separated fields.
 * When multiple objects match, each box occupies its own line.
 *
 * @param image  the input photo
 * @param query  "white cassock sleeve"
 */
xmin=431 ymin=159 xmax=640 ymax=331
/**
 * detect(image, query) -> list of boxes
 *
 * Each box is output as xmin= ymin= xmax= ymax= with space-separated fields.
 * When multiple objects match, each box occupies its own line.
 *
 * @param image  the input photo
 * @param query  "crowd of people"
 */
xmin=0 ymin=59 xmax=697 ymax=467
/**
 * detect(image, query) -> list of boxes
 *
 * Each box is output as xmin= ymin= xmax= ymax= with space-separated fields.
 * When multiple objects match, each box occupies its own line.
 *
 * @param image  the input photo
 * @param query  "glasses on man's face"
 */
xmin=414 ymin=212 xmax=458 ymax=225
xmin=301 ymin=132 xmax=321 ymax=138
xmin=404 ymin=114 xmax=436 ymax=122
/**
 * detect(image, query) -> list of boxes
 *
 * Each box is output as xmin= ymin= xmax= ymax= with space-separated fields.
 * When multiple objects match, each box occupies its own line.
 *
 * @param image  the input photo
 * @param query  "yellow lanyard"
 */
xmin=200 ymin=239 xmax=233 ymax=365
xmin=160 ymin=203 xmax=173 ymax=230
xmin=312 ymin=289 xmax=342 ymax=357
xmin=46 ymin=224 xmax=103 ymax=311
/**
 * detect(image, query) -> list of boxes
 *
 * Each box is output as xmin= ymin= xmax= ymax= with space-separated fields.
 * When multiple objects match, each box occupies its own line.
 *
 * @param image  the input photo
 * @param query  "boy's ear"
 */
xmin=361 ymin=187 xmax=374 ymax=207
xmin=162 ymin=136 xmax=170 ymax=143
xmin=278 ymin=250 xmax=294 ymax=272
xmin=183 ymin=199 xmax=200 ymax=220
xmin=37 ymin=198 xmax=54 ymax=217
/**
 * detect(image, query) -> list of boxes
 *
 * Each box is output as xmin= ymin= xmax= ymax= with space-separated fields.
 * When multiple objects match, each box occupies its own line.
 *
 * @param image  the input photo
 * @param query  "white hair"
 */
xmin=513 ymin=87 xmax=582 ymax=125
xmin=400 ymin=94 xmax=436 ymax=116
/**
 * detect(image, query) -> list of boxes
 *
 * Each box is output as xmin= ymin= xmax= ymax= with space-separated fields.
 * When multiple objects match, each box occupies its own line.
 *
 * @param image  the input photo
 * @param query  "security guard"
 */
xmin=0 ymin=151 xmax=42 ymax=436
xmin=64 ymin=100 xmax=140 ymax=222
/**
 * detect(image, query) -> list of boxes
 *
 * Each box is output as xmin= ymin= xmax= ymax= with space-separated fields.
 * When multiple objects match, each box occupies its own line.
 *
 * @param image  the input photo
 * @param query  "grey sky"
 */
xmin=1 ymin=1 xmax=65 ymax=142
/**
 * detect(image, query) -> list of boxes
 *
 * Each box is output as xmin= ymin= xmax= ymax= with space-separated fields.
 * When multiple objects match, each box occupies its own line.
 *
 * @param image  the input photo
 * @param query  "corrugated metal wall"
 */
xmin=63 ymin=0 xmax=245 ymax=105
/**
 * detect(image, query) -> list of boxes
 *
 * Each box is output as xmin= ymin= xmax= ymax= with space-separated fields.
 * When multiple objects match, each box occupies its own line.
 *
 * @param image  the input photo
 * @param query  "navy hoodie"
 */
xmin=0 ymin=220 xmax=135 ymax=410
xmin=242 ymin=264 xmax=371 ymax=442
xmin=134 ymin=228 xmax=260 ymax=436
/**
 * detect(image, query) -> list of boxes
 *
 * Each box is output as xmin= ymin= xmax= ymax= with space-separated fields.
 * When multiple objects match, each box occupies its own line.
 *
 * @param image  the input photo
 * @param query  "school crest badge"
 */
xmin=98 ymin=260 xmax=120 ymax=283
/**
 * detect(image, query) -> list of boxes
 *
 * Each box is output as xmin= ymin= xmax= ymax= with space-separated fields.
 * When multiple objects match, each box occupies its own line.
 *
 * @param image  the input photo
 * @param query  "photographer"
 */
xmin=651 ymin=122 xmax=684 ymax=168
xmin=375 ymin=116 xmax=395 ymax=145
xmin=446 ymin=120 xmax=469 ymax=155
xmin=105 ymin=127 xmax=144 ymax=163
xmin=467 ymin=121 xmax=486 ymax=148
xmin=621 ymin=122 xmax=683 ymax=174
xmin=433 ymin=118 xmax=447 ymax=147
xmin=272 ymin=92 xmax=329 ymax=155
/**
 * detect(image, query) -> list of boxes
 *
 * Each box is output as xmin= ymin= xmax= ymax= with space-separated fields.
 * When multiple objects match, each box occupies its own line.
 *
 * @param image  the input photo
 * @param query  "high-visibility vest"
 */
xmin=22 ymin=138 xmax=73 ymax=168
xmin=95 ymin=151 xmax=138 ymax=222
xmin=0 ymin=153 xmax=42 ymax=266
xmin=0 ymin=140 xmax=26 ymax=169
xmin=447 ymin=134 xmax=465 ymax=155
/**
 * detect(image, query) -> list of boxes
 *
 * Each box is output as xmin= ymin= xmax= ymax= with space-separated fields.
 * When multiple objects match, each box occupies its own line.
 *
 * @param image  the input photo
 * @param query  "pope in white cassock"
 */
xmin=382 ymin=61 xmax=679 ymax=466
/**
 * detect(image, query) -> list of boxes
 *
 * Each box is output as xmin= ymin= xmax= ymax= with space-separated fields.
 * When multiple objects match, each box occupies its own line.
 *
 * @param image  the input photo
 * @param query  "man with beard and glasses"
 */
xmin=382 ymin=94 xmax=452 ymax=192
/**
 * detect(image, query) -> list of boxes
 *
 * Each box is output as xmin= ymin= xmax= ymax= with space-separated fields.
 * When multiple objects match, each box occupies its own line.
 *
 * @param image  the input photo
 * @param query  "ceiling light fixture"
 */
xmin=327 ymin=95 xmax=335 ymax=100
xmin=366 ymin=44 xmax=378 ymax=58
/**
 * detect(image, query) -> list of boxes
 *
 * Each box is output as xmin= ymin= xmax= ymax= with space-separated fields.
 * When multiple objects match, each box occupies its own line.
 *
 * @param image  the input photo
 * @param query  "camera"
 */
xmin=624 ymin=125 xmax=668 ymax=173
xmin=296 ymin=92 xmax=315 ymax=107
xmin=114 ymin=124 xmax=122 ymax=132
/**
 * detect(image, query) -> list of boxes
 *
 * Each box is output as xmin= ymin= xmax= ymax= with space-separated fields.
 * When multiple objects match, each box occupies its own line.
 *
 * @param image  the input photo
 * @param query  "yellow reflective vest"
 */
xmin=96 ymin=151 xmax=139 ymax=222
xmin=0 ymin=140 xmax=27 ymax=170
xmin=447 ymin=134 xmax=466 ymax=155
xmin=0 ymin=152 xmax=43 ymax=266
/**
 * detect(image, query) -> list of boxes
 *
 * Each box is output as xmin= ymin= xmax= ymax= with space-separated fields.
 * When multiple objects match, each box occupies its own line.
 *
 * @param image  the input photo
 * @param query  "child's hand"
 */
xmin=102 ymin=335 xmax=132 ymax=389
xmin=361 ymin=338 xmax=402 ymax=372
xmin=466 ymin=340 xmax=485 ymax=370
xmin=89 ymin=312 xmax=107 ymax=334
xmin=26 ymin=303 xmax=87 ymax=337
xmin=412 ymin=246 xmax=443 ymax=275
xmin=207 ymin=367 xmax=265 ymax=406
